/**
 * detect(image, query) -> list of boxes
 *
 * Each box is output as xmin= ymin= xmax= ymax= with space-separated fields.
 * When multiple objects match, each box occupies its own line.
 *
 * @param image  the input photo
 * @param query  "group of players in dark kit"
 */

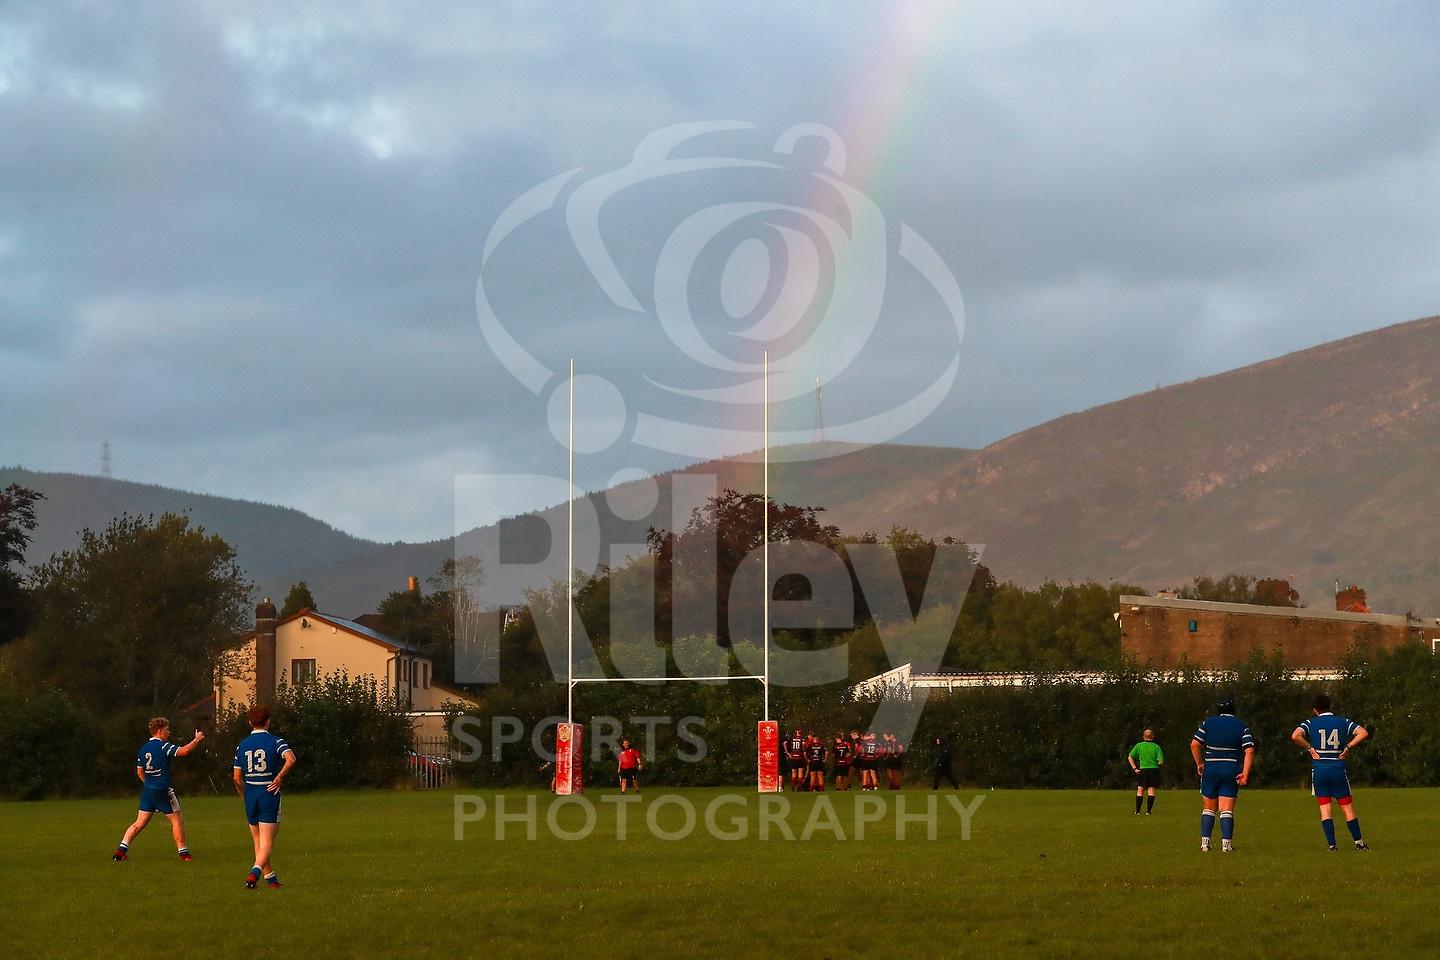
xmin=781 ymin=729 xmax=909 ymax=791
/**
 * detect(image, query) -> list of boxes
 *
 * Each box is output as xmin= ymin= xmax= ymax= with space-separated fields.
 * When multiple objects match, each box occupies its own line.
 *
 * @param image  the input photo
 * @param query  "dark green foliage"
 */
xmin=0 ymin=680 xmax=99 ymax=799
xmin=279 ymin=580 xmax=317 ymax=619
xmin=20 ymin=512 xmax=252 ymax=713
xmin=445 ymin=643 xmax=1440 ymax=790
xmin=1176 ymin=573 xmax=1300 ymax=607
xmin=944 ymin=579 xmax=1141 ymax=671
xmin=1 ymin=672 xmax=412 ymax=799
xmin=647 ymin=490 xmax=844 ymax=647
xmin=0 ymin=483 xmax=44 ymax=645
xmin=1334 ymin=642 xmax=1440 ymax=786
xmin=194 ymin=672 xmax=413 ymax=792
xmin=375 ymin=557 xmax=482 ymax=685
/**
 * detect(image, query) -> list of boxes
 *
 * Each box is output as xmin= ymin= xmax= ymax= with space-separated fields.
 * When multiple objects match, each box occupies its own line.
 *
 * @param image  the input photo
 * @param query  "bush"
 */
xmin=194 ymin=672 xmax=413 ymax=791
xmin=0 ymin=681 xmax=100 ymax=799
xmin=444 ymin=643 xmax=1440 ymax=790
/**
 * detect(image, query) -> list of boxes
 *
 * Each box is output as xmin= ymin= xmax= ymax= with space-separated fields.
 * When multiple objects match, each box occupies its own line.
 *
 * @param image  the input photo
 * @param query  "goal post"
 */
xmin=559 ymin=356 xmax=776 ymax=795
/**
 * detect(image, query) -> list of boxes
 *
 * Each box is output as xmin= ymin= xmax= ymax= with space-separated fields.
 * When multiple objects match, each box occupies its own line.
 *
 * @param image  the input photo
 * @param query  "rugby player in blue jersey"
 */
xmin=232 ymin=704 xmax=297 ymax=889
xmin=1291 ymin=693 xmax=1370 ymax=851
xmin=1190 ymin=695 xmax=1255 ymax=853
xmin=112 ymin=717 xmax=206 ymax=862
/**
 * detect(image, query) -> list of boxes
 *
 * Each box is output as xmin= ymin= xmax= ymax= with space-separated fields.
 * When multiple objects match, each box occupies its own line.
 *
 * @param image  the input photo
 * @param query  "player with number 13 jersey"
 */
xmin=232 ymin=704 xmax=297 ymax=889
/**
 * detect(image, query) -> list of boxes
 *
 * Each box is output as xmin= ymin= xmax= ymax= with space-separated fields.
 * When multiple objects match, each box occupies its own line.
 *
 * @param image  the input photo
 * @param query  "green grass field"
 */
xmin=5 ymin=786 xmax=1433 ymax=959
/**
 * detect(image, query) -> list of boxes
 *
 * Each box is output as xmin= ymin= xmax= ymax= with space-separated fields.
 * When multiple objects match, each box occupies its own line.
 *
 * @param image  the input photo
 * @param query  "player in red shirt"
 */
xmin=617 ymin=738 xmax=642 ymax=793
xmin=884 ymin=732 xmax=906 ymax=790
xmin=786 ymin=729 xmax=808 ymax=792
xmin=805 ymin=735 xmax=827 ymax=792
xmin=859 ymin=733 xmax=881 ymax=791
xmin=831 ymin=732 xmax=853 ymax=791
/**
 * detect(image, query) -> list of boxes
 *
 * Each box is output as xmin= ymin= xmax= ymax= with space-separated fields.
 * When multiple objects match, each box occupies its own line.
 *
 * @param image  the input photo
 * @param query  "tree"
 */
xmin=279 ymin=580 xmax=317 ymax=619
xmin=374 ymin=557 xmax=484 ymax=685
xmin=377 ymin=580 xmax=429 ymax=650
xmin=1178 ymin=574 xmax=1299 ymax=607
xmin=22 ymin=513 xmax=252 ymax=713
xmin=0 ymin=484 xmax=44 ymax=646
xmin=646 ymin=490 xmax=842 ymax=646
xmin=426 ymin=556 xmax=483 ymax=685
xmin=1253 ymin=577 xmax=1300 ymax=608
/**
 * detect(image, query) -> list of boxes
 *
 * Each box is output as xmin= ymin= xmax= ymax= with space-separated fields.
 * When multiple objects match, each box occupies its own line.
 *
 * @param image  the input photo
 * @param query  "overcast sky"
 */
xmin=3 ymin=1 xmax=1438 ymax=542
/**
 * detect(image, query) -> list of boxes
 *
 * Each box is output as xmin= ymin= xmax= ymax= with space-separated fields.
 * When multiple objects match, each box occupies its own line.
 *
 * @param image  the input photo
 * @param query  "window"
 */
xmin=1187 ymin=619 xmax=1199 ymax=634
xmin=291 ymin=659 xmax=316 ymax=684
xmin=422 ymin=662 xmax=430 ymax=688
xmin=400 ymin=659 xmax=409 ymax=682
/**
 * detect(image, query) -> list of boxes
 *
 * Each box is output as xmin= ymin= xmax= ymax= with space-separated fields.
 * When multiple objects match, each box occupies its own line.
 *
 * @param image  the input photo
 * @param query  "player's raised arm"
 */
xmin=175 ymin=729 xmax=206 ymax=757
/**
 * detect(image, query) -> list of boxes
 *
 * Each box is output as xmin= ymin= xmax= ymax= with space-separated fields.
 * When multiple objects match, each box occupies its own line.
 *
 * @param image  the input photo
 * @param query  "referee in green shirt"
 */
xmin=1128 ymin=730 xmax=1165 ymax=815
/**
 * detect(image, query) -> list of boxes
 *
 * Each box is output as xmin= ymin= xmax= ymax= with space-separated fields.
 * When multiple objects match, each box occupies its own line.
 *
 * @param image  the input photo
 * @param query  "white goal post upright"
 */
xmin=763 ymin=349 xmax=769 ymax=723
xmin=567 ymin=357 xmax=574 ymax=726
xmin=555 ymin=357 xmax=778 ymax=795
xmin=555 ymin=359 xmax=583 ymax=795
xmin=757 ymin=350 xmax=781 ymax=792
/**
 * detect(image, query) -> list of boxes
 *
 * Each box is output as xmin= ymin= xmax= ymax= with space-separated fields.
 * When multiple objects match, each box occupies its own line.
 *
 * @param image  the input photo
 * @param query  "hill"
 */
xmin=0 ymin=468 xmax=389 ymax=612
xmin=851 ymin=313 xmax=1440 ymax=612
xmin=8 ymin=314 xmax=1440 ymax=615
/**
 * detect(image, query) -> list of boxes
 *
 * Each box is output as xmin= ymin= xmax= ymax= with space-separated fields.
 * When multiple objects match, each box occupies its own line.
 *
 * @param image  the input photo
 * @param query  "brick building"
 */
xmin=1118 ymin=594 xmax=1438 ymax=669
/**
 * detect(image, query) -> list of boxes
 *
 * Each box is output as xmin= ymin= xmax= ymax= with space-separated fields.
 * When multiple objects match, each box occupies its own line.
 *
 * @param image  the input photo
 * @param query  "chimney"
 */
xmin=408 ymin=575 xmax=419 ymax=595
xmin=255 ymin=596 xmax=278 ymax=701
xmin=1336 ymin=585 xmax=1370 ymax=614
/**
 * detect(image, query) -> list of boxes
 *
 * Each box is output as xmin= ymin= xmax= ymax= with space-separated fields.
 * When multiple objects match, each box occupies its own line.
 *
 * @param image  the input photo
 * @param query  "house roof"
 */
xmin=276 ymin=608 xmax=428 ymax=656
xmin=1118 ymin=594 xmax=1422 ymax=627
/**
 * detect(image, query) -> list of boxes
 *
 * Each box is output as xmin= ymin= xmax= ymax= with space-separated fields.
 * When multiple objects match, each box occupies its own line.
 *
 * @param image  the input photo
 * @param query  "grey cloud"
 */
xmin=2 ymin=0 xmax=1438 ymax=543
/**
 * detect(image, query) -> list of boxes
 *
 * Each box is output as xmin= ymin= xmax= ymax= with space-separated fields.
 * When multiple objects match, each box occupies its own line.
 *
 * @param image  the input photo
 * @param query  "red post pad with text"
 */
xmin=757 ymin=720 xmax=780 ymax=793
xmin=555 ymin=723 xmax=584 ymax=795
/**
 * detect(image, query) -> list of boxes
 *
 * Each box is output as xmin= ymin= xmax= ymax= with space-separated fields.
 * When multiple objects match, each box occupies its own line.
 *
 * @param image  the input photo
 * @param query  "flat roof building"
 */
xmin=1117 ymin=594 xmax=1438 ymax=669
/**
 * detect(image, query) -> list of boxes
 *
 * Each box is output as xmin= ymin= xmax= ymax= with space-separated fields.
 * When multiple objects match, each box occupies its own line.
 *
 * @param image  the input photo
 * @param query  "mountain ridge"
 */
xmin=8 ymin=314 xmax=1439 ymax=616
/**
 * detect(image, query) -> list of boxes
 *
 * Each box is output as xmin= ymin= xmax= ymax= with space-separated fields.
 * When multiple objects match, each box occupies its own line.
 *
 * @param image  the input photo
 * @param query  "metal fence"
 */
xmin=408 ymin=736 xmax=455 ymax=790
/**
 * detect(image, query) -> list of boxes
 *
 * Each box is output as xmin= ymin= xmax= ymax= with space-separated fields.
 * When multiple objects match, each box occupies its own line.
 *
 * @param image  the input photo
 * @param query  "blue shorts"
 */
xmin=1311 ymin=765 xmax=1352 ymax=801
xmin=244 ymin=786 xmax=283 ymax=825
xmin=1200 ymin=764 xmax=1240 ymax=799
xmin=139 ymin=785 xmax=179 ymax=815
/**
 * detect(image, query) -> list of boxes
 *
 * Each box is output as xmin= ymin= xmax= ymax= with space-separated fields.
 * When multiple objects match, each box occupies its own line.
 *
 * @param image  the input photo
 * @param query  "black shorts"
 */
xmin=1136 ymin=768 xmax=1161 ymax=788
xmin=788 ymin=757 xmax=805 ymax=771
xmin=619 ymin=769 xmax=637 ymax=784
xmin=808 ymin=762 xmax=825 ymax=774
xmin=833 ymin=764 xmax=850 ymax=776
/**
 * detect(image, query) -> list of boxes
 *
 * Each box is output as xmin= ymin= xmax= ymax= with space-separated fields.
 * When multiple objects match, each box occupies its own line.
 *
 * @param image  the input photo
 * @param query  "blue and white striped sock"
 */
xmin=1219 ymin=810 xmax=1234 ymax=841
